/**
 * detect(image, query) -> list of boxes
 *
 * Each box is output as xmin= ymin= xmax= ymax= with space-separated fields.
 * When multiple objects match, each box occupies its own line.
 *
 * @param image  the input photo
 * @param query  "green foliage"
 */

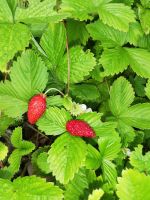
xmin=0 ymin=114 xmax=14 ymax=136
xmin=0 ymin=176 xmax=63 ymax=200
xmin=48 ymin=133 xmax=87 ymax=184
xmin=0 ymin=142 xmax=8 ymax=160
xmin=88 ymin=189 xmax=104 ymax=200
xmin=117 ymin=169 xmax=150 ymax=200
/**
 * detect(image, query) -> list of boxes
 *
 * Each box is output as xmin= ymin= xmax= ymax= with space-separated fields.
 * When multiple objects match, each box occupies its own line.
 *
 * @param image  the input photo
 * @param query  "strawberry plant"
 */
xmin=1 ymin=0 xmax=150 ymax=199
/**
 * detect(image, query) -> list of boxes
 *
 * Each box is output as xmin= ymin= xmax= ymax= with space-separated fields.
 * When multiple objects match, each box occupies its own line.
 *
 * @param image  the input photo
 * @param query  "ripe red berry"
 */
xmin=66 ymin=119 xmax=96 ymax=138
xmin=27 ymin=94 xmax=46 ymax=124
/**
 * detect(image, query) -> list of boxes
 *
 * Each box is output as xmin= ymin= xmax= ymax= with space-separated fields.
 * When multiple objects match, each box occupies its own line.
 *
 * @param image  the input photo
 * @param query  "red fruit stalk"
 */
xmin=27 ymin=94 xmax=46 ymax=124
xmin=66 ymin=119 xmax=96 ymax=138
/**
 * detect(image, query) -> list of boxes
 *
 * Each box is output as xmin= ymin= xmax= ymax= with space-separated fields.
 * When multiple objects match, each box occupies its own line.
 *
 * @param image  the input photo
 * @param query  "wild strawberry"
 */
xmin=66 ymin=119 xmax=96 ymax=138
xmin=27 ymin=94 xmax=46 ymax=124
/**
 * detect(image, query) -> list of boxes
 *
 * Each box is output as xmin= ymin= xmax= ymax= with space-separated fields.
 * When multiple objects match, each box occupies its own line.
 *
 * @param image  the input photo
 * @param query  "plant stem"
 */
xmin=44 ymin=88 xmax=64 ymax=96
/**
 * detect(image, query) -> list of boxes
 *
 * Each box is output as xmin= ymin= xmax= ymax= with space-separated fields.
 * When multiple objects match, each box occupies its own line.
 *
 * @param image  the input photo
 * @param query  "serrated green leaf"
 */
xmin=47 ymin=95 xmax=64 ymax=107
xmin=37 ymin=152 xmax=51 ymax=174
xmin=66 ymin=19 xmax=89 ymax=45
xmin=0 ymin=176 xmax=63 ymax=200
xmin=64 ymin=168 xmax=89 ymax=200
xmin=0 ymin=142 xmax=8 ymax=160
xmin=100 ymin=47 xmax=129 ymax=76
xmin=40 ymin=23 xmax=66 ymax=68
xmin=94 ymin=122 xmax=117 ymax=137
xmin=125 ymin=47 xmax=150 ymax=78
xmin=37 ymin=107 xmax=71 ymax=135
xmin=0 ymin=23 xmax=31 ymax=71
xmin=117 ymin=169 xmax=150 ymax=200
xmin=109 ymin=77 xmax=135 ymax=116
xmin=137 ymin=33 xmax=150 ymax=49
xmin=98 ymin=132 xmax=121 ymax=160
xmin=0 ymin=114 xmax=14 ymax=136
xmin=48 ymin=133 xmax=87 ymax=184
xmin=70 ymin=84 xmax=100 ymax=102
xmin=15 ymin=0 xmax=67 ymax=24
xmin=85 ymin=144 xmax=101 ymax=170
xmin=88 ymin=189 xmax=104 ymax=200
xmin=56 ymin=46 xmax=96 ymax=84
xmin=99 ymin=3 xmax=135 ymax=32
xmin=139 ymin=8 xmax=150 ymax=34
xmin=10 ymin=50 xmax=48 ymax=101
xmin=130 ymin=145 xmax=150 ymax=174
xmin=145 ymin=79 xmax=150 ymax=99
xmin=120 ymin=103 xmax=150 ymax=129
xmin=0 ymin=0 xmax=13 ymax=23
xmin=87 ymin=20 xmax=126 ymax=48
xmin=6 ymin=0 xmax=18 ymax=15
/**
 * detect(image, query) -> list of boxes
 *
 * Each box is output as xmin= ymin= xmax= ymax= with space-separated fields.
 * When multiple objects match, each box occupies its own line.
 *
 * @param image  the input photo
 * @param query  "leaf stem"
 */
xmin=44 ymin=88 xmax=64 ymax=96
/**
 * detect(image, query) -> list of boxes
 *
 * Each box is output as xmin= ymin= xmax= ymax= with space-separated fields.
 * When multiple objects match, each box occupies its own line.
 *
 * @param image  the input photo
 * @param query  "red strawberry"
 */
xmin=27 ymin=94 xmax=46 ymax=124
xmin=66 ymin=119 xmax=96 ymax=138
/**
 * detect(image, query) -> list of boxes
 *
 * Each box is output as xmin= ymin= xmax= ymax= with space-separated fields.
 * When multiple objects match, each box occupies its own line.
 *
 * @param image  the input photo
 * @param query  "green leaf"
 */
xmin=0 ymin=0 xmax=13 ymax=23
xmin=88 ymin=189 xmax=104 ymax=200
xmin=0 ymin=142 xmax=8 ymax=160
xmin=109 ymin=77 xmax=135 ymax=116
xmin=66 ymin=19 xmax=89 ymax=45
xmin=0 ymin=23 xmax=31 ymax=71
xmin=37 ymin=152 xmax=51 ymax=174
xmin=130 ymin=145 xmax=150 ymax=174
xmin=102 ymin=159 xmax=117 ymax=186
xmin=48 ymin=133 xmax=87 ymax=184
xmin=139 ymin=8 xmax=150 ymax=34
xmin=87 ymin=20 xmax=126 ymax=48
xmin=0 ymin=114 xmax=14 ymax=136
xmin=100 ymin=47 xmax=129 ymax=76
xmin=47 ymin=95 xmax=64 ymax=107
xmin=99 ymin=3 xmax=135 ymax=32
xmin=85 ymin=144 xmax=101 ymax=170
xmin=125 ymin=47 xmax=150 ymax=78
xmin=6 ymin=0 xmax=18 ymax=15
xmin=98 ymin=132 xmax=121 ymax=161
xmin=70 ymin=84 xmax=100 ymax=102
xmin=145 ymin=79 xmax=150 ymax=99
xmin=120 ymin=103 xmax=150 ymax=129
xmin=0 ymin=176 xmax=63 ymax=200
xmin=126 ymin=22 xmax=143 ymax=45
xmin=94 ymin=122 xmax=117 ymax=137
xmin=40 ymin=23 xmax=66 ymax=68
xmin=117 ymin=169 xmax=150 ymax=200
xmin=15 ymin=0 xmax=67 ymax=24
xmin=10 ymin=50 xmax=48 ymax=101
xmin=56 ymin=46 xmax=96 ymax=84
xmin=37 ymin=107 xmax=71 ymax=135
xmin=64 ymin=168 xmax=89 ymax=200
xmin=11 ymin=127 xmax=35 ymax=156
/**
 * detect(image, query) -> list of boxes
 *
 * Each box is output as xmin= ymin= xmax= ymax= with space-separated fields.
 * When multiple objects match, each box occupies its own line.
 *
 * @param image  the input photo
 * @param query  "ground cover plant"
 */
xmin=0 ymin=0 xmax=150 ymax=199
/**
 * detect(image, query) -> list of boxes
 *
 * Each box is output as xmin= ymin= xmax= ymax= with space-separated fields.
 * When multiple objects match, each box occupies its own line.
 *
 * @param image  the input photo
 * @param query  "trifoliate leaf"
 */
xmin=130 ymin=145 xmax=150 ymax=174
xmin=0 ymin=23 xmax=31 ymax=71
xmin=40 ymin=23 xmax=66 ymax=68
xmin=120 ymin=103 xmax=150 ymax=129
xmin=125 ymin=47 xmax=150 ymax=78
xmin=87 ymin=20 xmax=127 ymax=48
xmin=0 ymin=0 xmax=13 ymax=23
xmin=64 ymin=168 xmax=89 ymax=200
xmin=15 ymin=0 xmax=67 ymax=24
xmin=85 ymin=144 xmax=101 ymax=170
xmin=100 ymin=47 xmax=129 ymax=76
xmin=145 ymin=79 xmax=150 ymax=99
xmin=56 ymin=46 xmax=96 ymax=84
xmin=109 ymin=77 xmax=135 ymax=116
xmin=99 ymin=3 xmax=135 ymax=32
xmin=0 ymin=176 xmax=63 ymax=200
xmin=66 ymin=19 xmax=89 ymax=45
xmin=37 ymin=107 xmax=71 ymax=135
xmin=88 ymin=189 xmax=104 ymax=200
xmin=117 ymin=169 xmax=150 ymax=200
xmin=0 ymin=142 xmax=8 ymax=160
xmin=37 ymin=152 xmax=51 ymax=174
xmin=70 ymin=84 xmax=100 ymax=102
xmin=48 ymin=133 xmax=87 ymax=184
